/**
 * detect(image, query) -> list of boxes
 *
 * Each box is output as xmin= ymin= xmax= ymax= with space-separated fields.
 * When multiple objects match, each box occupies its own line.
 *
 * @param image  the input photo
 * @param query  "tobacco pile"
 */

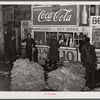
xmin=47 ymin=61 xmax=86 ymax=91
xmin=10 ymin=59 xmax=46 ymax=91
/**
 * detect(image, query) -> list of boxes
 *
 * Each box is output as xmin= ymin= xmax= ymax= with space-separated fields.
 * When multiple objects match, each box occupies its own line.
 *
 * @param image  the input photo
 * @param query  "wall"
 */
xmin=0 ymin=5 xmax=4 ymax=58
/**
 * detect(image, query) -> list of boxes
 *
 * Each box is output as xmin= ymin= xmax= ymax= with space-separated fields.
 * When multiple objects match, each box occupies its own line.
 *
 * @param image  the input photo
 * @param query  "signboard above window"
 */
xmin=33 ymin=5 xmax=77 ymax=25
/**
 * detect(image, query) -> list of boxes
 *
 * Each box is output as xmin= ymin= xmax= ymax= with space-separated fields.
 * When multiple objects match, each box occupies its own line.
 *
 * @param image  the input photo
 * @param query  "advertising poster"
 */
xmin=90 ymin=16 xmax=100 ymax=65
xmin=33 ymin=5 xmax=77 ymax=25
xmin=37 ymin=46 xmax=49 ymax=65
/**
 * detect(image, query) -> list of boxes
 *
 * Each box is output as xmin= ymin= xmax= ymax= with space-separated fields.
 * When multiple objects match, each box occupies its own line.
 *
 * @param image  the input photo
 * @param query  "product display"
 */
xmin=10 ymin=58 xmax=46 ymax=91
xmin=47 ymin=61 xmax=86 ymax=91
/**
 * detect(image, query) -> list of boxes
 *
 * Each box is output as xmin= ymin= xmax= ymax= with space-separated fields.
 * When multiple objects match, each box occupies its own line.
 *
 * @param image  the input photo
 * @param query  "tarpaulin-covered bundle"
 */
xmin=10 ymin=59 xmax=46 ymax=91
xmin=47 ymin=61 xmax=86 ymax=91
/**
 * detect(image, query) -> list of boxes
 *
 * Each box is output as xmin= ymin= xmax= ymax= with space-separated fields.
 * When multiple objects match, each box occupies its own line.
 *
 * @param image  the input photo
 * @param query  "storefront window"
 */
xmin=34 ymin=31 xmax=45 ymax=45
xmin=46 ymin=32 xmax=57 ymax=44
xmin=57 ymin=32 xmax=85 ymax=47
xmin=74 ymin=33 xmax=84 ymax=46
xmin=59 ymin=32 xmax=74 ymax=46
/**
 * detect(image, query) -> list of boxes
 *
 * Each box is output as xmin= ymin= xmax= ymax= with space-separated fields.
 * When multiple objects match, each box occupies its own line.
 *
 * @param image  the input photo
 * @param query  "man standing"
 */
xmin=79 ymin=35 xmax=87 ymax=53
xmin=49 ymin=35 xmax=60 ymax=70
xmin=79 ymin=35 xmax=87 ymax=62
xmin=81 ymin=37 xmax=97 ymax=90
xmin=22 ymin=33 xmax=35 ymax=61
xmin=9 ymin=32 xmax=16 ymax=65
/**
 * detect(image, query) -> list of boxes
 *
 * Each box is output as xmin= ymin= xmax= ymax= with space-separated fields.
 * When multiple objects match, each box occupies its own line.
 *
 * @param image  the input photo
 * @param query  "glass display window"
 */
xmin=34 ymin=31 xmax=45 ymax=45
xmin=46 ymin=32 xmax=57 ymax=44
xmin=59 ymin=32 xmax=73 ymax=46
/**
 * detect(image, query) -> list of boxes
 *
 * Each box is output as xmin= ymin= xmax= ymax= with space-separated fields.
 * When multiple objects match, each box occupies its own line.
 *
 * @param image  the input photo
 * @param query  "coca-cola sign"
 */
xmin=33 ymin=5 xmax=77 ymax=25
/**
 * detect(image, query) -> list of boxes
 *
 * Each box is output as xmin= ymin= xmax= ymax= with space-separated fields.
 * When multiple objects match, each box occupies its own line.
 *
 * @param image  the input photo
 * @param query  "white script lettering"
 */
xmin=38 ymin=9 xmax=73 ymax=22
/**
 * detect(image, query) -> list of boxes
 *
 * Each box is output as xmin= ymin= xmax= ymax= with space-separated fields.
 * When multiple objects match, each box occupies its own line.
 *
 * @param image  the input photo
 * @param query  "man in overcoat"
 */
xmin=81 ymin=37 xmax=97 ymax=89
xmin=49 ymin=35 xmax=60 ymax=70
xmin=9 ymin=32 xmax=16 ymax=64
xmin=22 ymin=33 xmax=36 ymax=61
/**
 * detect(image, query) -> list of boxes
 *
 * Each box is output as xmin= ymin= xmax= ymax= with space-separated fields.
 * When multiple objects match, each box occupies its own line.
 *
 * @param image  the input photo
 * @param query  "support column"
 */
xmin=0 ymin=6 xmax=4 ymax=58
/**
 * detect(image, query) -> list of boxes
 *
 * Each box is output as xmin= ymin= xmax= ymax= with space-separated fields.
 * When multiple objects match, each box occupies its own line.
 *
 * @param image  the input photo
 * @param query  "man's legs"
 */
xmin=85 ymin=63 xmax=91 ymax=87
xmin=90 ymin=64 xmax=95 ymax=89
xmin=53 ymin=60 xmax=57 ymax=70
xmin=49 ymin=60 xmax=52 ymax=67
xmin=26 ymin=53 xmax=32 ymax=61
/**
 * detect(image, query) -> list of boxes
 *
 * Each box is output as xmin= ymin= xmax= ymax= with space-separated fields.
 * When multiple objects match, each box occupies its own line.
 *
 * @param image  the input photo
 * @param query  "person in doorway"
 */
xmin=49 ymin=35 xmax=60 ymax=70
xmin=8 ymin=32 xmax=16 ymax=65
xmin=22 ymin=33 xmax=36 ymax=61
xmin=81 ymin=37 xmax=97 ymax=90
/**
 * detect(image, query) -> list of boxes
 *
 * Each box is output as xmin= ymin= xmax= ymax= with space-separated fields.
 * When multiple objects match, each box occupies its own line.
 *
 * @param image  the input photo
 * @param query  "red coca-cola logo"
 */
xmin=38 ymin=9 xmax=72 ymax=22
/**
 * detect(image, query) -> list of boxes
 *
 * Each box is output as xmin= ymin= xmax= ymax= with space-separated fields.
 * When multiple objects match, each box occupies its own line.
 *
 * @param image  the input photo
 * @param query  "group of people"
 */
xmin=49 ymin=34 xmax=97 ymax=90
xmin=8 ymin=31 xmax=97 ymax=90
xmin=8 ymin=33 xmax=38 ymax=66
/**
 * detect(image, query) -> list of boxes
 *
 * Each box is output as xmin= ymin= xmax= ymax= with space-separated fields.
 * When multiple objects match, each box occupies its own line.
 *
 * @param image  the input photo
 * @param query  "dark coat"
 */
xmin=79 ymin=40 xmax=84 ymax=53
xmin=81 ymin=41 xmax=97 ymax=87
xmin=24 ymin=38 xmax=35 ymax=61
xmin=22 ymin=38 xmax=35 ymax=55
xmin=26 ymin=39 xmax=35 ymax=53
xmin=9 ymin=39 xmax=16 ymax=63
xmin=49 ymin=39 xmax=60 ymax=61
xmin=81 ymin=42 xmax=97 ymax=65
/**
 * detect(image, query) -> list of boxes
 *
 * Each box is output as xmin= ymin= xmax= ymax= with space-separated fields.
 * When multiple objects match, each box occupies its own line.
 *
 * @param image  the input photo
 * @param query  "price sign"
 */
xmin=37 ymin=46 xmax=49 ymax=65
xmin=59 ymin=48 xmax=78 ymax=62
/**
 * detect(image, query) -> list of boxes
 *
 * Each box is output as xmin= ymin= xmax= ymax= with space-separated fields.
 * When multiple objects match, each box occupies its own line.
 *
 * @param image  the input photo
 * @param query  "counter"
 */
xmin=36 ymin=45 xmax=78 ymax=65
xmin=21 ymin=43 xmax=79 ymax=65
xmin=59 ymin=46 xmax=78 ymax=62
xmin=36 ymin=45 xmax=50 ymax=65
